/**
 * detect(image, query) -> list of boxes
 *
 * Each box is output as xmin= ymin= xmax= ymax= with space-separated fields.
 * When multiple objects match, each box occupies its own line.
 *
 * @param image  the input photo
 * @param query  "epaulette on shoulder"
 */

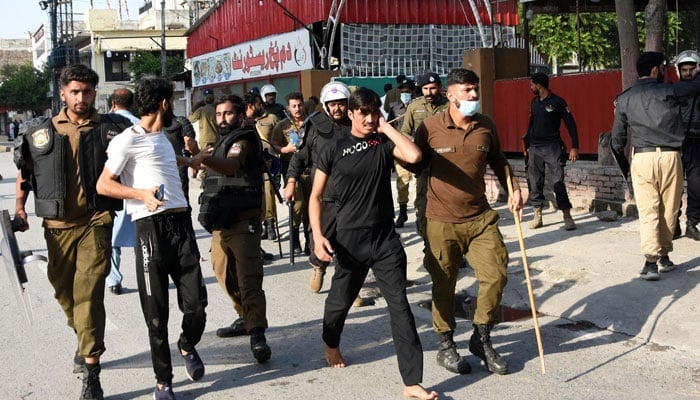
xmin=20 ymin=116 xmax=51 ymax=136
xmin=305 ymin=111 xmax=333 ymax=135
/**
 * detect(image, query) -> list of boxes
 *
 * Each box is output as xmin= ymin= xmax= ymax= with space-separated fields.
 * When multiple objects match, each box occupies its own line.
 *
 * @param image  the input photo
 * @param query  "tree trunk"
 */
xmin=615 ymin=0 xmax=639 ymax=90
xmin=644 ymin=0 xmax=667 ymax=52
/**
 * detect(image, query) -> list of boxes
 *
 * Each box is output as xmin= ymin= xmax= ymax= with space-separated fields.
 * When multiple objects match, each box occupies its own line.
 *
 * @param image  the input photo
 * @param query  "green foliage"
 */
xmin=0 ymin=64 xmax=51 ymax=114
xmin=128 ymin=51 xmax=185 ymax=82
xmin=528 ymin=11 xmax=698 ymax=70
xmin=529 ymin=13 xmax=618 ymax=70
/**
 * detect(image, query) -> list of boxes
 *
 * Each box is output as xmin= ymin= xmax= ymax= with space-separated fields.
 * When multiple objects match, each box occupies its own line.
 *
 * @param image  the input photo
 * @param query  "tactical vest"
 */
xmin=15 ymin=114 xmax=131 ymax=219
xmin=198 ymin=127 xmax=264 ymax=232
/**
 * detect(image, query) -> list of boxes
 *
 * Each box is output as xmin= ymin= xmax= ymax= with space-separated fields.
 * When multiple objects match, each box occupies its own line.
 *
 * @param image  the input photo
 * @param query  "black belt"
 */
xmin=634 ymin=146 xmax=680 ymax=153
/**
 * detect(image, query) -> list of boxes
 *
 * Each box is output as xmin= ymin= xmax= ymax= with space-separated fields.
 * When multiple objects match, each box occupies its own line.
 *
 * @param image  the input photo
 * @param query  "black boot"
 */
xmin=469 ymin=324 xmax=508 ymax=375
xmin=250 ymin=328 xmax=271 ymax=363
xmin=687 ymin=218 xmax=700 ymax=241
xmin=261 ymin=221 xmax=268 ymax=240
xmin=395 ymin=204 xmax=408 ymax=228
xmin=80 ymin=363 xmax=104 ymax=400
xmin=436 ymin=331 xmax=471 ymax=374
xmin=266 ymin=218 xmax=277 ymax=241
xmin=292 ymin=227 xmax=303 ymax=255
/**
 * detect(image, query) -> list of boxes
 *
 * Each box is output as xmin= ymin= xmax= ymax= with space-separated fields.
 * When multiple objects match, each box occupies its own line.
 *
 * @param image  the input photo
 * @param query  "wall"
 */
xmin=462 ymin=47 xmax=528 ymax=119
xmin=493 ymin=70 xmax=622 ymax=155
xmin=483 ymin=159 xmax=690 ymax=218
xmin=300 ymin=70 xmax=340 ymax=102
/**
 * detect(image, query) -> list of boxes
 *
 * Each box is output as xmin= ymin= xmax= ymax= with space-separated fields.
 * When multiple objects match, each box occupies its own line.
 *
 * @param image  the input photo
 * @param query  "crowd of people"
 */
xmin=10 ymin=49 xmax=699 ymax=400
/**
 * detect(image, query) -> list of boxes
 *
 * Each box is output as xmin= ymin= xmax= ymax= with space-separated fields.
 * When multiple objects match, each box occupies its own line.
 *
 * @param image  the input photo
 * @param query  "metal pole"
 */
xmin=160 ymin=0 xmax=167 ymax=77
xmin=523 ymin=4 xmax=531 ymax=75
xmin=49 ymin=0 xmax=60 ymax=115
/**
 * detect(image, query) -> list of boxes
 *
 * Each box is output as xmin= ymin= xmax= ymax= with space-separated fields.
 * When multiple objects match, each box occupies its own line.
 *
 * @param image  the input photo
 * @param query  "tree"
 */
xmin=529 ymin=12 xmax=620 ymax=71
xmin=643 ymin=0 xmax=667 ymax=52
xmin=615 ymin=0 xmax=639 ymax=90
xmin=128 ymin=51 xmax=185 ymax=82
xmin=0 ymin=64 xmax=51 ymax=115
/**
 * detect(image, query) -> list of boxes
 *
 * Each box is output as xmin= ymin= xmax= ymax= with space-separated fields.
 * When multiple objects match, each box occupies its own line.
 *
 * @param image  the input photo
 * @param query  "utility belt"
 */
xmin=633 ymin=146 xmax=680 ymax=153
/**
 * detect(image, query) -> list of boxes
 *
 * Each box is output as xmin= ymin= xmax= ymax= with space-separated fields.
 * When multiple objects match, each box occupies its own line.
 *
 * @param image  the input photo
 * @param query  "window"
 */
xmin=104 ymin=51 xmax=130 ymax=82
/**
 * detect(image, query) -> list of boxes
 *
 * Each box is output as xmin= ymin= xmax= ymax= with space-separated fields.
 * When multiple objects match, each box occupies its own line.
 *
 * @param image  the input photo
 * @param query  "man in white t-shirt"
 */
xmin=96 ymin=77 xmax=207 ymax=400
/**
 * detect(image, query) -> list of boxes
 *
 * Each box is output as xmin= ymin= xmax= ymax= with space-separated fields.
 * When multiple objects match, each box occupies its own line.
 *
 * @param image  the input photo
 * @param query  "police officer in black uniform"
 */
xmin=284 ymin=81 xmax=351 ymax=293
xmin=196 ymin=94 xmax=272 ymax=363
xmin=525 ymin=72 xmax=579 ymax=231
xmin=676 ymin=50 xmax=700 ymax=240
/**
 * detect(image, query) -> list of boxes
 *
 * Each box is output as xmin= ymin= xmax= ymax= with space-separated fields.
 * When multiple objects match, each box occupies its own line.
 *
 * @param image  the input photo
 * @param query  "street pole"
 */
xmin=50 ymin=0 xmax=60 ymax=115
xmin=160 ymin=0 xmax=167 ymax=78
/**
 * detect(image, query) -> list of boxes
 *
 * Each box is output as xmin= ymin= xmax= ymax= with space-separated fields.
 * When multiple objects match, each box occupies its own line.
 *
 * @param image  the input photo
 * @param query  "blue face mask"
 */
xmin=457 ymin=100 xmax=480 ymax=117
xmin=400 ymin=93 xmax=412 ymax=104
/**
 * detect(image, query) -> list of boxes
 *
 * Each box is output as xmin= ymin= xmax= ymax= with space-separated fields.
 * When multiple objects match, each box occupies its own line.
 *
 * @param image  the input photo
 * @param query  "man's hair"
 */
xmin=243 ymin=92 xmax=262 ymax=109
xmin=60 ymin=64 xmax=99 ymax=88
xmin=395 ymin=74 xmax=406 ymax=83
xmin=637 ymin=51 xmax=665 ymax=77
xmin=308 ymin=95 xmax=320 ymax=105
xmin=285 ymin=92 xmax=304 ymax=104
xmin=446 ymin=68 xmax=481 ymax=87
xmin=111 ymin=88 xmax=134 ymax=109
xmin=216 ymin=94 xmax=245 ymax=115
xmin=383 ymin=83 xmax=393 ymax=93
xmin=135 ymin=76 xmax=173 ymax=115
xmin=348 ymin=87 xmax=381 ymax=115
xmin=530 ymin=72 xmax=549 ymax=89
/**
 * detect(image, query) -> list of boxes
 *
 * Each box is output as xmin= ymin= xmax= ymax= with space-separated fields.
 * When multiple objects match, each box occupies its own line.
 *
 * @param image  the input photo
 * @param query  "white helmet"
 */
xmin=320 ymin=81 xmax=350 ymax=114
xmin=260 ymin=84 xmax=277 ymax=99
xmin=675 ymin=50 xmax=700 ymax=77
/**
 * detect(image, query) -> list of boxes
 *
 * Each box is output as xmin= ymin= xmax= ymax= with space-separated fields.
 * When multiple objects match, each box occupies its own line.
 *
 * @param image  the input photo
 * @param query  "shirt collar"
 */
xmin=54 ymin=107 xmax=100 ymax=127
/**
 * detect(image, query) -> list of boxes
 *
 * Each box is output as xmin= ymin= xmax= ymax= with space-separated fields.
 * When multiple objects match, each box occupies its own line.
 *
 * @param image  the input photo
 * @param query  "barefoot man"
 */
xmin=309 ymin=87 xmax=438 ymax=400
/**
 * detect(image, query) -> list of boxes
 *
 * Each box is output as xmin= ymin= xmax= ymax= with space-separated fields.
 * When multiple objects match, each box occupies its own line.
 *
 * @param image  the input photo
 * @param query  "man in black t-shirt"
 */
xmin=309 ymin=88 xmax=438 ymax=400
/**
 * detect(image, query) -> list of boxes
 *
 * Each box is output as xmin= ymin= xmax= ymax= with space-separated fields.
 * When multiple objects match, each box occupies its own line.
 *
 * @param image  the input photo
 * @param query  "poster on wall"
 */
xmin=191 ymin=28 xmax=313 ymax=87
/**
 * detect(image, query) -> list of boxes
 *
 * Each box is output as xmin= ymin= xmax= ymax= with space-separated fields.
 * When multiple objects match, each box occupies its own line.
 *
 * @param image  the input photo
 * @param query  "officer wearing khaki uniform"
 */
xmin=407 ymin=69 xmax=522 ymax=377
xmin=197 ymin=95 xmax=271 ymax=363
xmin=401 ymin=72 xmax=448 ymax=236
xmin=271 ymin=92 xmax=309 ymax=254
xmin=243 ymin=92 xmax=279 ymax=240
xmin=14 ymin=64 xmax=131 ymax=400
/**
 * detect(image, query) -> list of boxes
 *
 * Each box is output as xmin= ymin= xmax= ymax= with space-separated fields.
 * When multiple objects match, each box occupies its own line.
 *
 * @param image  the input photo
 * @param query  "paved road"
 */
xmin=0 ymin=147 xmax=698 ymax=399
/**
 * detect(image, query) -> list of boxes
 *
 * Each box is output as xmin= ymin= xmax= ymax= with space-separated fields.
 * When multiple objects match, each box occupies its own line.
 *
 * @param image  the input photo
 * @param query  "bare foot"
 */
xmin=403 ymin=384 xmax=439 ymax=400
xmin=324 ymin=344 xmax=346 ymax=368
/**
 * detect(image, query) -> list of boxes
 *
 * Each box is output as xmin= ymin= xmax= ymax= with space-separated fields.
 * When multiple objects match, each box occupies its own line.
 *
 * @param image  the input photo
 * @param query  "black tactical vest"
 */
xmin=15 ymin=113 xmax=131 ymax=218
xmin=198 ymin=127 xmax=264 ymax=232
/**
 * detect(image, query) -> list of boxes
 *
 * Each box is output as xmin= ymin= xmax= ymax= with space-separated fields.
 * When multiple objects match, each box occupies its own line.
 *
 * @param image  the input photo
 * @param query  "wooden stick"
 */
xmin=505 ymin=165 xmax=546 ymax=374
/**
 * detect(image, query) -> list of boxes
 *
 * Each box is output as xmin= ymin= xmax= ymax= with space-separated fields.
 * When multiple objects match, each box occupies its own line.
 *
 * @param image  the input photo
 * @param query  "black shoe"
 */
xmin=469 ymin=325 xmax=508 ymax=375
xmin=260 ymin=248 xmax=274 ymax=264
xmin=250 ymin=328 xmax=271 ymax=363
xmin=673 ymin=223 xmax=682 ymax=240
xmin=687 ymin=222 xmax=700 ymax=241
xmin=639 ymin=261 xmax=660 ymax=281
xmin=153 ymin=384 xmax=175 ymax=400
xmin=80 ymin=364 xmax=104 ymax=400
xmin=658 ymin=256 xmax=676 ymax=273
xmin=436 ymin=331 xmax=471 ymax=374
xmin=179 ymin=342 xmax=205 ymax=381
xmin=109 ymin=284 xmax=122 ymax=295
xmin=216 ymin=317 xmax=247 ymax=338
xmin=395 ymin=205 xmax=408 ymax=228
xmin=73 ymin=350 xmax=86 ymax=374
xmin=261 ymin=224 xmax=269 ymax=240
